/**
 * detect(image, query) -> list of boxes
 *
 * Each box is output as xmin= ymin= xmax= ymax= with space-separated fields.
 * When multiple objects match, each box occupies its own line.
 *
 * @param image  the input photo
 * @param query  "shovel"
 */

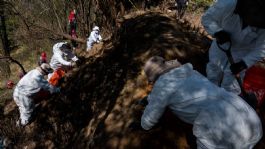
xmin=217 ymin=40 xmax=257 ymax=108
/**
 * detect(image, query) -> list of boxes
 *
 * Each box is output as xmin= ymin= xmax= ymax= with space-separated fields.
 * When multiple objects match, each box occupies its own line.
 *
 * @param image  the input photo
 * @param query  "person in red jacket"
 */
xmin=68 ymin=9 xmax=77 ymax=36
xmin=38 ymin=52 xmax=47 ymax=66
xmin=68 ymin=9 xmax=78 ymax=49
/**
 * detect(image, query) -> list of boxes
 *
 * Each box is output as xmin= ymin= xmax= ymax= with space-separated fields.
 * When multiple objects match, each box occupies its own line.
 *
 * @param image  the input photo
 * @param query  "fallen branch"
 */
xmin=32 ymin=24 xmax=87 ymax=44
xmin=0 ymin=56 xmax=27 ymax=74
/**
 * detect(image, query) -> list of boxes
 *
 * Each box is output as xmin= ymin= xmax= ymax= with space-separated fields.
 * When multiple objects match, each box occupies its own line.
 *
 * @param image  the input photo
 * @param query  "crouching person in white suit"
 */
xmin=86 ymin=26 xmax=102 ymax=51
xmin=50 ymin=42 xmax=78 ymax=71
xmin=13 ymin=63 xmax=60 ymax=126
xmin=48 ymin=42 xmax=79 ymax=86
xmin=131 ymin=56 xmax=262 ymax=149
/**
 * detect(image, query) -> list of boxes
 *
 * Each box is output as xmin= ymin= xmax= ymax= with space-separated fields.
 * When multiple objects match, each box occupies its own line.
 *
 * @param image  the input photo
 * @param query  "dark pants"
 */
xmin=69 ymin=21 xmax=78 ymax=48
xmin=144 ymin=0 xmax=152 ymax=9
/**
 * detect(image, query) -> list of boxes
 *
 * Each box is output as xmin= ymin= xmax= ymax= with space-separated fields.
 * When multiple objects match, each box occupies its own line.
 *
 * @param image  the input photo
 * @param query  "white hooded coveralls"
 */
xmin=201 ymin=0 xmax=265 ymax=94
xmin=13 ymin=69 xmax=58 ymax=125
xmin=86 ymin=30 xmax=102 ymax=51
xmin=50 ymin=42 xmax=79 ymax=71
xmin=141 ymin=63 xmax=262 ymax=149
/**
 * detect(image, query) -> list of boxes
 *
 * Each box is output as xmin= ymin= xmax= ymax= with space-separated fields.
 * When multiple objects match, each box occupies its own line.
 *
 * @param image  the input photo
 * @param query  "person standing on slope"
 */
xmin=86 ymin=26 xmax=102 ymax=51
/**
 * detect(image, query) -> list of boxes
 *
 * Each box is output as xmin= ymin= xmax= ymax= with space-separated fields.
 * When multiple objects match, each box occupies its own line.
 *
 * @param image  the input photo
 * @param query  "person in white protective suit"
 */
xmin=131 ymin=56 xmax=262 ymax=149
xmin=50 ymin=42 xmax=79 ymax=71
xmin=201 ymin=0 xmax=265 ymax=95
xmin=13 ymin=63 xmax=60 ymax=126
xmin=48 ymin=42 xmax=79 ymax=86
xmin=86 ymin=26 xmax=102 ymax=51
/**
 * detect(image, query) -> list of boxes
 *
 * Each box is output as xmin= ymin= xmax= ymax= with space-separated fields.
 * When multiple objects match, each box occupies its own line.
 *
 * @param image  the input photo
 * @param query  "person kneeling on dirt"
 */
xmin=49 ymin=42 xmax=78 ymax=86
xmin=86 ymin=26 xmax=102 ymax=51
xmin=131 ymin=56 xmax=262 ymax=149
xmin=13 ymin=63 xmax=60 ymax=126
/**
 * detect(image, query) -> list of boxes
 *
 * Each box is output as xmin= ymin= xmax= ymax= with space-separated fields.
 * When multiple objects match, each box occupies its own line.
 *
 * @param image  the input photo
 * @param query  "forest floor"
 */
xmin=1 ymin=9 xmax=265 ymax=149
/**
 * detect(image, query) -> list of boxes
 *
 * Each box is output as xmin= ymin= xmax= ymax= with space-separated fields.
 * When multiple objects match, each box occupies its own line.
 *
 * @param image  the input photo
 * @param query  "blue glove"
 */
xmin=230 ymin=60 xmax=247 ymax=75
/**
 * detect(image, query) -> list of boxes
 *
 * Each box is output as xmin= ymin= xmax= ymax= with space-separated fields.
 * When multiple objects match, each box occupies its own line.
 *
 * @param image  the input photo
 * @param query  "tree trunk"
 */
xmin=0 ymin=10 xmax=10 ymax=56
xmin=0 ymin=3 xmax=26 ymax=76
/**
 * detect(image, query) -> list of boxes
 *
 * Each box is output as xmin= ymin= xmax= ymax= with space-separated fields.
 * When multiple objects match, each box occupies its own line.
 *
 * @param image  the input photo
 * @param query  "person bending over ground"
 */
xmin=49 ymin=42 xmax=78 ymax=86
xmin=14 ymin=63 xmax=60 ymax=126
xmin=132 ymin=56 xmax=262 ymax=149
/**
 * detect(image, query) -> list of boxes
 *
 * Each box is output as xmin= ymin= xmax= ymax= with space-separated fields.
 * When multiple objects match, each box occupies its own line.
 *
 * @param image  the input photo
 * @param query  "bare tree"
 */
xmin=0 ymin=0 xmax=11 ymax=78
xmin=1 ymin=0 xmax=151 ymax=52
xmin=0 ymin=1 xmax=10 ymax=56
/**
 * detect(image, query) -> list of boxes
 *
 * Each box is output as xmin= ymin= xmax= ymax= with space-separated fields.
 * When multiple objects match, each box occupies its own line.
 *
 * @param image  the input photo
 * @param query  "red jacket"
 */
xmin=68 ymin=11 xmax=76 ymax=23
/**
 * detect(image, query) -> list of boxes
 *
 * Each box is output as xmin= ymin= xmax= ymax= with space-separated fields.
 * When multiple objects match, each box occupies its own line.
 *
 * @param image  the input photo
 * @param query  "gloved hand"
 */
xmin=128 ymin=121 xmax=145 ymax=132
xmin=55 ymin=87 xmax=60 ymax=93
xmin=133 ymin=97 xmax=148 ymax=120
xmin=72 ymin=56 xmax=79 ymax=62
xmin=230 ymin=60 xmax=247 ymax=75
xmin=214 ymin=30 xmax=230 ymax=44
xmin=75 ymin=59 xmax=82 ymax=66
xmin=71 ymin=62 xmax=77 ymax=67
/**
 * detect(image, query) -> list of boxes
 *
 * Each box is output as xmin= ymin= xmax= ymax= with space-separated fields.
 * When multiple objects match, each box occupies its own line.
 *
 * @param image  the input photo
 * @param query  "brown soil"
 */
xmin=1 ymin=11 xmax=265 ymax=149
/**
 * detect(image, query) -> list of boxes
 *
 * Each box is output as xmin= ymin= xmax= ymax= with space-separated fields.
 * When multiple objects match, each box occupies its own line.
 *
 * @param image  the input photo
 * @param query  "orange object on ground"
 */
xmin=243 ymin=65 xmax=265 ymax=107
xmin=49 ymin=69 xmax=65 ymax=86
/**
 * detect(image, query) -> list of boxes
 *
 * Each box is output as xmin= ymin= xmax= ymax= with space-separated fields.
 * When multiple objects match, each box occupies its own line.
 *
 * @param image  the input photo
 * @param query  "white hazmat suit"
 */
xmin=141 ymin=63 xmax=262 ymax=149
xmin=86 ymin=26 xmax=102 ymax=51
xmin=13 ymin=66 xmax=58 ymax=126
xmin=50 ymin=42 xmax=78 ymax=70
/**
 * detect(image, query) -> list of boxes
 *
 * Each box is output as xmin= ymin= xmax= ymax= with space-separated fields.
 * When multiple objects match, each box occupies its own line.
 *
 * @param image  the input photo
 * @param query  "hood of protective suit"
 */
xmin=144 ymin=56 xmax=181 ymax=82
xmin=52 ymin=42 xmax=68 ymax=55
xmin=93 ymin=26 xmax=100 ymax=31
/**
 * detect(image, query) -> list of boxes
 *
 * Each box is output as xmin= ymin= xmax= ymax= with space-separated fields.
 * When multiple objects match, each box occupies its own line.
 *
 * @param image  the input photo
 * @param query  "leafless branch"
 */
xmin=51 ymin=0 xmax=64 ymax=33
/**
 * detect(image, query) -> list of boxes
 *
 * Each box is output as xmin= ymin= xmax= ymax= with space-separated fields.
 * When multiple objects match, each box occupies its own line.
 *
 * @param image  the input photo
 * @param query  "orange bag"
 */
xmin=243 ymin=65 xmax=265 ymax=107
xmin=49 ymin=69 xmax=65 ymax=86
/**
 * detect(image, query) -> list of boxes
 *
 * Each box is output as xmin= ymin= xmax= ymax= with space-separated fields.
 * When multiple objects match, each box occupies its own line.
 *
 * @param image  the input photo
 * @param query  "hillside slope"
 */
xmin=1 ymin=11 xmax=264 ymax=149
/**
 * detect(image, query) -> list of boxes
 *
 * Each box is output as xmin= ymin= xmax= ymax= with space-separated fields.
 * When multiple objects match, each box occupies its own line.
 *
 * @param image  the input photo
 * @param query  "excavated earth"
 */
xmin=1 ymin=11 xmax=265 ymax=149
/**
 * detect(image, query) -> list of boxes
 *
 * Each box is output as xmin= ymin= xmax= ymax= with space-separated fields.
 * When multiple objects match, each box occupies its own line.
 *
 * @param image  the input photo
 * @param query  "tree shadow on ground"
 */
xmin=4 ymin=11 xmax=265 ymax=149
xmin=85 ymin=12 xmax=210 ymax=149
xmin=0 ymin=11 xmax=210 ymax=149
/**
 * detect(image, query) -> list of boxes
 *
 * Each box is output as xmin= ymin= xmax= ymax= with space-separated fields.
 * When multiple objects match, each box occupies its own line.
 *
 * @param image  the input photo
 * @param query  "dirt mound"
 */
xmin=1 ymin=12 xmax=264 ymax=149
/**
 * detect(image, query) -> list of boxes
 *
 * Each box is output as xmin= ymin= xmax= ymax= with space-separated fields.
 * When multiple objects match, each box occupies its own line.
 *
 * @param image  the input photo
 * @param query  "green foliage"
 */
xmin=193 ymin=0 xmax=214 ymax=5
xmin=187 ymin=0 xmax=214 ymax=12
xmin=193 ymin=0 xmax=214 ymax=8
